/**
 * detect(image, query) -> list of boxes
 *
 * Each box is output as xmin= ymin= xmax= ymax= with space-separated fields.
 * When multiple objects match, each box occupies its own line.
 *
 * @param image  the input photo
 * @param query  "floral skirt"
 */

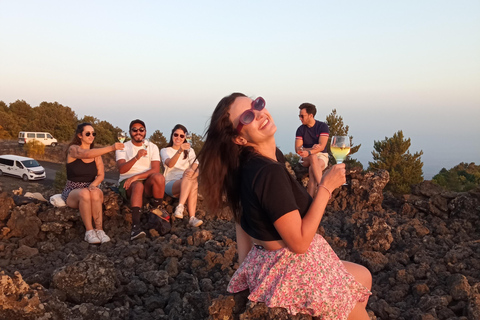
xmin=227 ymin=234 xmax=371 ymax=319
xmin=61 ymin=180 xmax=91 ymax=201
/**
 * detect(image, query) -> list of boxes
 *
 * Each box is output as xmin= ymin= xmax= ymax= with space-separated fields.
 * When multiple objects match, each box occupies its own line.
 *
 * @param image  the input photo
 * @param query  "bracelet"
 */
xmin=318 ymin=185 xmax=332 ymax=199
xmin=177 ymin=149 xmax=182 ymax=155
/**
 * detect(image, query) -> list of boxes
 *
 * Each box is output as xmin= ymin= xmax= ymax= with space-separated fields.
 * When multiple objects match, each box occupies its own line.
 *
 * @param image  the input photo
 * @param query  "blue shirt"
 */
xmin=295 ymin=120 xmax=329 ymax=152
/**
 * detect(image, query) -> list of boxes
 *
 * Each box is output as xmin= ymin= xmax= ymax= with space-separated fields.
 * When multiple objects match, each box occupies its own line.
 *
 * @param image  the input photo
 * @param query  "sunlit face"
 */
xmin=172 ymin=128 xmax=186 ymax=147
xmin=299 ymin=108 xmax=312 ymax=125
xmin=130 ymin=123 xmax=146 ymax=143
xmin=229 ymin=96 xmax=276 ymax=145
xmin=79 ymin=125 xmax=95 ymax=144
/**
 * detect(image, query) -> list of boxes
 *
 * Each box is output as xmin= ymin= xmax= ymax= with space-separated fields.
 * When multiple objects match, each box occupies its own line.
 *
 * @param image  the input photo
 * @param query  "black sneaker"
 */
xmin=130 ymin=224 xmax=146 ymax=240
xmin=150 ymin=206 xmax=170 ymax=222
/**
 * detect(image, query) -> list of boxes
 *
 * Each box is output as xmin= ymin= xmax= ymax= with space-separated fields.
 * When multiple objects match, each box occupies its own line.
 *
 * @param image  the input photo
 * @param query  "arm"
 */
xmin=122 ymin=161 xmax=161 ymax=190
xmin=311 ymin=135 xmax=329 ymax=154
xmin=164 ymin=148 xmax=183 ymax=168
xmin=235 ymin=223 xmax=253 ymax=265
xmin=89 ymin=156 xmax=105 ymax=188
xmin=117 ymin=149 xmax=146 ymax=174
xmin=273 ymin=164 xmax=346 ymax=253
xmin=69 ymin=143 xmax=122 ymax=160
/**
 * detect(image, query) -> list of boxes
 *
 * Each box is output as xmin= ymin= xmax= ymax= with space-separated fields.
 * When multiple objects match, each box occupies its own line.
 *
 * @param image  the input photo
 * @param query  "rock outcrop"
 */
xmin=0 ymin=171 xmax=479 ymax=319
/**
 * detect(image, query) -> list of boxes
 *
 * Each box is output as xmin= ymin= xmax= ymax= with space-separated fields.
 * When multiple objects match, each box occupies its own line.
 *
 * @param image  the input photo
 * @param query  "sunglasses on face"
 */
xmin=85 ymin=132 xmax=96 ymax=137
xmin=173 ymin=133 xmax=185 ymax=139
xmin=299 ymin=115 xmax=306 ymax=119
xmin=236 ymin=97 xmax=266 ymax=133
xmin=131 ymin=127 xmax=145 ymax=133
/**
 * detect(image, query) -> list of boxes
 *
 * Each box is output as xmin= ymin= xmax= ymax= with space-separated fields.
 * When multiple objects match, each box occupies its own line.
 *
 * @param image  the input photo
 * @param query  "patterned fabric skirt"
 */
xmin=61 ymin=180 xmax=91 ymax=201
xmin=227 ymin=234 xmax=371 ymax=319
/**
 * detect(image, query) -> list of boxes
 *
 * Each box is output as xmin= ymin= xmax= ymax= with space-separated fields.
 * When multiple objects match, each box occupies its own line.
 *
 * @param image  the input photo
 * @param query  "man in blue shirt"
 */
xmin=295 ymin=103 xmax=330 ymax=197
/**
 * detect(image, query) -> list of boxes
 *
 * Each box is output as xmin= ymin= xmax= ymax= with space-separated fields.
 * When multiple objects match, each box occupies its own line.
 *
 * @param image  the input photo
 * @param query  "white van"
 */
xmin=0 ymin=155 xmax=46 ymax=181
xmin=18 ymin=132 xmax=58 ymax=147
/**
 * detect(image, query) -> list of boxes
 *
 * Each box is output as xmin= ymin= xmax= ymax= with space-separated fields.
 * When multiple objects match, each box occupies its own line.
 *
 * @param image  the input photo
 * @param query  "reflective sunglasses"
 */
xmin=131 ymin=127 xmax=145 ymax=133
xmin=85 ymin=132 xmax=96 ymax=137
xmin=299 ymin=114 xmax=306 ymax=119
xmin=173 ymin=133 xmax=185 ymax=139
xmin=236 ymin=97 xmax=266 ymax=133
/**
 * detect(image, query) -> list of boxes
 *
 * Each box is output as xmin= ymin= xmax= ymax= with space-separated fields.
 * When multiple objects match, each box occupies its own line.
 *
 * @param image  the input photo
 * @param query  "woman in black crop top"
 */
xmin=198 ymin=93 xmax=372 ymax=319
xmin=61 ymin=123 xmax=124 ymax=244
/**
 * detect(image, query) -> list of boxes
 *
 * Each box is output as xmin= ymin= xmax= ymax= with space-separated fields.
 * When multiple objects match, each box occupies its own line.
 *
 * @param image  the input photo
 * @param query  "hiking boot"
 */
xmin=151 ymin=206 xmax=170 ymax=222
xmin=189 ymin=216 xmax=203 ymax=227
xmin=95 ymin=229 xmax=111 ymax=243
xmin=130 ymin=224 xmax=146 ymax=240
xmin=174 ymin=204 xmax=184 ymax=219
xmin=84 ymin=230 xmax=101 ymax=244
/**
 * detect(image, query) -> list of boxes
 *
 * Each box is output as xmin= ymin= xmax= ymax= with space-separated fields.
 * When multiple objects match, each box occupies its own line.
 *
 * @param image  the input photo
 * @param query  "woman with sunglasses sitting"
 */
xmin=160 ymin=124 xmax=203 ymax=227
xmin=61 ymin=122 xmax=124 ymax=244
xmin=198 ymin=93 xmax=372 ymax=319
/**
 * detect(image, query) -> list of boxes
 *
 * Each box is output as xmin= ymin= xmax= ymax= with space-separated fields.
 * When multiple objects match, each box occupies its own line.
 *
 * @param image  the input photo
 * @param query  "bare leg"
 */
xmin=342 ymin=261 xmax=372 ymax=308
xmin=66 ymin=188 xmax=94 ymax=231
xmin=144 ymin=173 xmax=166 ymax=199
xmin=347 ymin=302 xmax=370 ymax=320
xmin=90 ymin=188 xmax=104 ymax=230
xmin=309 ymin=155 xmax=325 ymax=186
xmin=128 ymin=181 xmax=145 ymax=208
xmin=186 ymin=179 xmax=198 ymax=218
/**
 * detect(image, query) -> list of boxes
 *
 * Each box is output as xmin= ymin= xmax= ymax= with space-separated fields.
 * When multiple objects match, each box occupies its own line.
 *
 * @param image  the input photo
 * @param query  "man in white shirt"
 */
xmin=116 ymin=119 xmax=169 ymax=240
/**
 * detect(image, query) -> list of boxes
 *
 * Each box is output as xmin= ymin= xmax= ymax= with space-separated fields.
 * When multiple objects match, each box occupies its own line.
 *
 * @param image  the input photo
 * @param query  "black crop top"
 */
xmin=239 ymin=150 xmax=313 ymax=241
xmin=66 ymin=159 xmax=98 ymax=182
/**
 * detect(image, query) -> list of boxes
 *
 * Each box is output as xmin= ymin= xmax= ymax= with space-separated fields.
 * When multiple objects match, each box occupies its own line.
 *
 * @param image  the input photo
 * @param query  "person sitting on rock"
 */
xmin=160 ymin=124 xmax=202 ymax=227
xmin=198 ymin=93 xmax=372 ymax=319
xmin=116 ymin=119 xmax=170 ymax=240
xmin=62 ymin=122 xmax=124 ymax=244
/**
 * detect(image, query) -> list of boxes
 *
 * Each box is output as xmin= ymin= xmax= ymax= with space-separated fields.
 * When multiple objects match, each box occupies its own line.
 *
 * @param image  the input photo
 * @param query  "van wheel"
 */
xmin=51 ymin=143 xmax=57 ymax=147
xmin=22 ymin=174 xmax=29 ymax=181
xmin=0 ymin=170 xmax=3 ymax=176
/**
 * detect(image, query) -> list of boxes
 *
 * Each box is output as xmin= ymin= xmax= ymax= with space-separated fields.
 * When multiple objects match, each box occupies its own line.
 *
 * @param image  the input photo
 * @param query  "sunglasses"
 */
xmin=173 ymin=133 xmax=185 ymax=139
xmin=131 ymin=127 xmax=145 ymax=133
xmin=85 ymin=132 xmax=96 ymax=137
xmin=299 ymin=115 xmax=306 ymax=119
xmin=236 ymin=97 xmax=266 ymax=133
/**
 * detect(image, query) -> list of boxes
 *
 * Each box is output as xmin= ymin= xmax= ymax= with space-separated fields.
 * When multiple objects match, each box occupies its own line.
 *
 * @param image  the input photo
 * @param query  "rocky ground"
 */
xmin=0 ymin=165 xmax=479 ymax=320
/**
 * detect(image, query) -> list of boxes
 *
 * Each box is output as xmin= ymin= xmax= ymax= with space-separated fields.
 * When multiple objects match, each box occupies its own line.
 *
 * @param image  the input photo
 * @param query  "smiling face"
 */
xmin=79 ymin=125 xmax=95 ymax=145
xmin=172 ymin=128 xmax=186 ymax=147
xmin=130 ymin=123 xmax=146 ymax=144
xmin=229 ymin=96 xmax=276 ymax=147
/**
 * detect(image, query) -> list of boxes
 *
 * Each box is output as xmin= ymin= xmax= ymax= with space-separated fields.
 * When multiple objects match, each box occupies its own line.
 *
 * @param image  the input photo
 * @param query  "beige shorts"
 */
xmin=300 ymin=152 xmax=329 ymax=168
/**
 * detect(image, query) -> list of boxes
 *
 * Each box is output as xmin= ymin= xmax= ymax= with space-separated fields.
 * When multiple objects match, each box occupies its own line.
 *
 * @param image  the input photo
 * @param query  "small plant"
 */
xmin=54 ymin=164 xmax=67 ymax=193
xmin=23 ymin=140 xmax=45 ymax=158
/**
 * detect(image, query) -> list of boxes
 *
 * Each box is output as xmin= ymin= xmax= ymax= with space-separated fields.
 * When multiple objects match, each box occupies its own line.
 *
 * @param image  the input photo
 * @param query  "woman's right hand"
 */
xmin=320 ymin=163 xmax=346 ymax=191
xmin=181 ymin=142 xmax=191 ymax=150
xmin=114 ymin=142 xmax=124 ymax=150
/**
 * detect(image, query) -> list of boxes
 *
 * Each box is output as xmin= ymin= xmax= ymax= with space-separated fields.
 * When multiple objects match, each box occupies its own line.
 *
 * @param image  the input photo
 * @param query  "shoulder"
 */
xmin=315 ymin=120 xmax=329 ymax=130
xmin=295 ymin=124 xmax=306 ymax=135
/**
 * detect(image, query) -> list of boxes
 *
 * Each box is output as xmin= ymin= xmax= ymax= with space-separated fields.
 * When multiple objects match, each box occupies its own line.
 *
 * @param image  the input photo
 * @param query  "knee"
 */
xmin=90 ymin=188 xmax=103 ymax=202
xmin=130 ymin=182 xmax=144 ymax=195
xmin=151 ymin=173 xmax=165 ymax=185
xmin=78 ymin=189 xmax=91 ymax=202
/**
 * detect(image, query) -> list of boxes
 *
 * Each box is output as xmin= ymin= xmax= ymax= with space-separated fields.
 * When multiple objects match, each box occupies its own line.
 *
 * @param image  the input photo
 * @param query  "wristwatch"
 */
xmin=307 ymin=150 xmax=311 ymax=156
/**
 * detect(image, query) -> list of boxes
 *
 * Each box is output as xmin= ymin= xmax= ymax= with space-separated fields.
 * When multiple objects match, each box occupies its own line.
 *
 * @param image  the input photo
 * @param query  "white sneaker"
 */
xmin=189 ymin=216 xmax=203 ymax=227
xmin=84 ymin=230 xmax=101 ymax=244
xmin=95 ymin=229 xmax=111 ymax=243
xmin=174 ymin=204 xmax=184 ymax=219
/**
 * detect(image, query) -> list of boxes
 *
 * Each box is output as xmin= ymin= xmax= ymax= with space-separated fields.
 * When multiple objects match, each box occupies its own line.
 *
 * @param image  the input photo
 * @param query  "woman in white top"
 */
xmin=160 ymin=124 xmax=202 ymax=227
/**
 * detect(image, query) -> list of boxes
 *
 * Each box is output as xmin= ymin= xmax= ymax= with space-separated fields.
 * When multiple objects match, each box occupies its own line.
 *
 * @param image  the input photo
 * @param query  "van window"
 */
xmin=37 ymin=133 xmax=46 ymax=139
xmin=16 ymin=161 xmax=24 ymax=169
xmin=0 ymin=158 xmax=14 ymax=166
xmin=21 ymin=160 xmax=40 ymax=168
xmin=27 ymin=133 xmax=35 ymax=138
xmin=19 ymin=132 xmax=25 ymax=138
xmin=47 ymin=134 xmax=53 ymax=139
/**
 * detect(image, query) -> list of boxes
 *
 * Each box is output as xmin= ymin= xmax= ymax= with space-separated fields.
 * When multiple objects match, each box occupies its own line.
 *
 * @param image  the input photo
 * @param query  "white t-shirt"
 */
xmin=116 ymin=140 xmax=161 ymax=182
xmin=160 ymin=147 xmax=199 ymax=183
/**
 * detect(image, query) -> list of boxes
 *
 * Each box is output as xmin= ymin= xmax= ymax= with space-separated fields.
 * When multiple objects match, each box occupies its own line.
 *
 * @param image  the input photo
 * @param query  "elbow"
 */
xmin=288 ymin=242 xmax=311 ymax=254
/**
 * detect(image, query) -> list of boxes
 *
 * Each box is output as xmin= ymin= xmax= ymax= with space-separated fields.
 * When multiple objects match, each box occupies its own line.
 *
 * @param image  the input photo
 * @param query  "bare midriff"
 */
xmin=252 ymin=237 xmax=287 ymax=251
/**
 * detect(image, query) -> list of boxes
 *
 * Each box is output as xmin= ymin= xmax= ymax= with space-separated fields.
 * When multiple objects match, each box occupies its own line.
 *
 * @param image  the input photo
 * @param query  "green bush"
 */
xmin=23 ymin=140 xmax=45 ymax=158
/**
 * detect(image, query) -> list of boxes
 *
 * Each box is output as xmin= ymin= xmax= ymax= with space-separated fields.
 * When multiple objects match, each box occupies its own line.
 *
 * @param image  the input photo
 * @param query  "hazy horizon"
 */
xmin=1 ymin=1 xmax=479 ymax=180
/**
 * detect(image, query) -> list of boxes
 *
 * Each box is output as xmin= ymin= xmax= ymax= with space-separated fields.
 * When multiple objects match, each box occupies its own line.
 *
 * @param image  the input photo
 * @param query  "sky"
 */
xmin=1 ymin=1 xmax=479 ymax=179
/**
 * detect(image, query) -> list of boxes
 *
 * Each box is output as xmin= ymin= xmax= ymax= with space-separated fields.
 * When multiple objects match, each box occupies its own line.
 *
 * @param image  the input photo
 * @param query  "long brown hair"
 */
xmin=198 ymin=93 xmax=252 ymax=220
xmin=65 ymin=122 xmax=94 ymax=158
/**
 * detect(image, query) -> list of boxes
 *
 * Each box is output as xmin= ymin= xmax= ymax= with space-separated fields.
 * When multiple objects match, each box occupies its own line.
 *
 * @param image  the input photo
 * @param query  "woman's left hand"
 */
xmin=184 ymin=168 xmax=194 ymax=178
